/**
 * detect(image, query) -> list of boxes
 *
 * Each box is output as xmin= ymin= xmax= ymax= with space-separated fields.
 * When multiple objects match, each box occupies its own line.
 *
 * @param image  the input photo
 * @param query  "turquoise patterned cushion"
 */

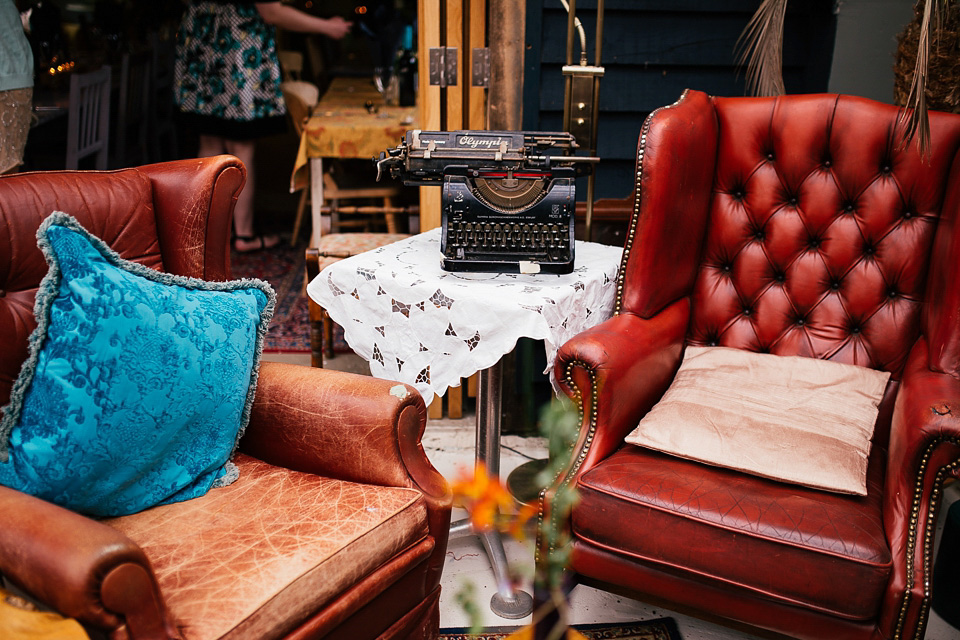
xmin=0 ymin=212 xmax=275 ymax=517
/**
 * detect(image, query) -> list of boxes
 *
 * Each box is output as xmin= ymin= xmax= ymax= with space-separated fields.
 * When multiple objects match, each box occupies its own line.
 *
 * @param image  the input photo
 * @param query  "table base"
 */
xmin=506 ymin=458 xmax=549 ymax=506
xmin=448 ymin=361 xmax=534 ymax=619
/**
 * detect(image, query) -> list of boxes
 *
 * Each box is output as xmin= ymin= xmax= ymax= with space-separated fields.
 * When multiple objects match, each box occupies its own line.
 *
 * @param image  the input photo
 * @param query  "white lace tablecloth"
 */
xmin=306 ymin=228 xmax=623 ymax=405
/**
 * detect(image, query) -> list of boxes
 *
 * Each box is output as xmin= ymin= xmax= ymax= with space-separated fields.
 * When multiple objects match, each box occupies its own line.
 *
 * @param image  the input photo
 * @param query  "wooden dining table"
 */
xmin=289 ymin=76 xmax=418 ymax=245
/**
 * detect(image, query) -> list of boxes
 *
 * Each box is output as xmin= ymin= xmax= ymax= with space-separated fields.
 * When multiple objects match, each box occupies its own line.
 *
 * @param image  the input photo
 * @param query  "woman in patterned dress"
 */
xmin=175 ymin=1 xmax=350 ymax=252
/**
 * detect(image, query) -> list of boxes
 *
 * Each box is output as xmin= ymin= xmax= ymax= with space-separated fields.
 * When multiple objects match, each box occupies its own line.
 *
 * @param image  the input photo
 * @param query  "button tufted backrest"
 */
xmin=0 ymin=157 xmax=243 ymax=411
xmin=685 ymin=94 xmax=960 ymax=378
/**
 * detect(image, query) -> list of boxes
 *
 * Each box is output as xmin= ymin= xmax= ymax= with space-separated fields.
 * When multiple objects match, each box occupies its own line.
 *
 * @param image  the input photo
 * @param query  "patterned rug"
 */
xmin=439 ymin=618 xmax=681 ymax=640
xmin=230 ymin=238 xmax=349 ymax=353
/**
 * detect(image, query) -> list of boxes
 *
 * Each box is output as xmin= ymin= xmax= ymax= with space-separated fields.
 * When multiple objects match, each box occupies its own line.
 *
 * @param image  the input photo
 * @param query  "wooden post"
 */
xmin=445 ymin=0 xmax=465 ymax=130
xmin=488 ymin=0 xmax=525 ymax=130
xmin=418 ymin=0 xmax=443 ymax=231
xmin=418 ymin=0 xmax=492 ymax=418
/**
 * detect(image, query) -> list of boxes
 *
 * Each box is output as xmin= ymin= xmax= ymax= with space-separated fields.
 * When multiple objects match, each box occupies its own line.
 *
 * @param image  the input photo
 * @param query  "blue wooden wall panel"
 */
xmin=523 ymin=0 xmax=837 ymax=199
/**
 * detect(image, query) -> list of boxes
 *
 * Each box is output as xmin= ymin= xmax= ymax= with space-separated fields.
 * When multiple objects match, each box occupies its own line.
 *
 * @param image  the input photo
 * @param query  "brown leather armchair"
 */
xmin=0 ymin=156 xmax=451 ymax=639
xmin=545 ymin=91 xmax=960 ymax=640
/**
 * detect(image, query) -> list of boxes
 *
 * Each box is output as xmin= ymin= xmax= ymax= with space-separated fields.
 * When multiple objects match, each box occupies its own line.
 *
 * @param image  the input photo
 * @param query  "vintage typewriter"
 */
xmin=376 ymin=130 xmax=594 ymax=274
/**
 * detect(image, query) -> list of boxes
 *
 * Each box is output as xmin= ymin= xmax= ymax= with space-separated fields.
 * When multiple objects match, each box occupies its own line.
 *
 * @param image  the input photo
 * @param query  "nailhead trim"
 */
xmin=535 ymin=383 xmax=960 ymax=639
xmin=893 ymin=435 xmax=960 ymax=640
xmin=535 ymin=360 xmax=600 ymax=565
xmin=560 ymin=360 xmax=600 ymax=485
xmin=615 ymin=90 xmax=690 ymax=316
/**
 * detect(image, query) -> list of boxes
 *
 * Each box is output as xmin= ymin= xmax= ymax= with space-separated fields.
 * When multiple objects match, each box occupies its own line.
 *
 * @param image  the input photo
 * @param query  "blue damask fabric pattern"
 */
xmin=0 ymin=212 xmax=275 ymax=516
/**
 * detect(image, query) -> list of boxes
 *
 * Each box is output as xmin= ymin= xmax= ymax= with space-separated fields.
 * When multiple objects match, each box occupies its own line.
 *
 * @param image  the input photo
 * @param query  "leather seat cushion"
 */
xmin=573 ymin=444 xmax=892 ymax=620
xmin=105 ymin=454 xmax=430 ymax=640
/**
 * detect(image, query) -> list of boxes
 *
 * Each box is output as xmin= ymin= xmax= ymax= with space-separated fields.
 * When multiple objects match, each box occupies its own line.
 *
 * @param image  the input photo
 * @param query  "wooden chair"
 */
xmin=277 ymin=50 xmax=303 ymax=82
xmin=66 ymin=65 xmax=111 ymax=170
xmin=113 ymin=52 xmax=152 ymax=168
xmin=281 ymin=82 xmax=407 ymax=245
xmin=281 ymin=80 xmax=321 ymax=246
xmin=322 ymin=161 xmax=408 ymax=234
xmin=285 ymin=83 xmax=413 ymax=369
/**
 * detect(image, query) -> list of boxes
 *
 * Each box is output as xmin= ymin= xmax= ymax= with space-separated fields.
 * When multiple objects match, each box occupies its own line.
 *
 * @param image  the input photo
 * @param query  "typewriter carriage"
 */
xmin=377 ymin=130 xmax=595 ymax=273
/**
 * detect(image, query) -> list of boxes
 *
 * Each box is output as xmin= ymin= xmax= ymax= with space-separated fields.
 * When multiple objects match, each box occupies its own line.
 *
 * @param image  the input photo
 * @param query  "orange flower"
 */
xmin=451 ymin=463 xmax=538 ymax=536
xmin=507 ymin=502 xmax=539 ymax=541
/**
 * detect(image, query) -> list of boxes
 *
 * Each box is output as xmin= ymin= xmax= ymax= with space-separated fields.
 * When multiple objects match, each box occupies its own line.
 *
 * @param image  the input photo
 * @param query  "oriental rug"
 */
xmin=230 ymin=239 xmax=347 ymax=353
xmin=439 ymin=618 xmax=681 ymax=640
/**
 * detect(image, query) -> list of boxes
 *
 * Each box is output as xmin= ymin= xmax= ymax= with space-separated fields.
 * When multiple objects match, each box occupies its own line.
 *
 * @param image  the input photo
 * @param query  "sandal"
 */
xmin=234 ymin=234 xmax=280 ymax=253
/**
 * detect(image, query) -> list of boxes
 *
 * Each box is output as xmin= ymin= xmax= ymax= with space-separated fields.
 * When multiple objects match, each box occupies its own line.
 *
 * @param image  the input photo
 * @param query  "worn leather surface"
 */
xmin=105 ymin=454 xmax=429 ymax=640
xmin=0 ymin=485 xmax=160 ymax=631
xmin=0 ymin=158 xmax=239 ymax=409
xmin=687 ymin=94 xmax=960 ymax=380
xmin=879 ymin=337 xmax=960 ymax=635
xmin=576 ymin=443 xmax=890 ymax=619
xmin=553 ymin=92 xmax=960 ymax=640
xmin=0 ymin=158 xmax=448 ymax=640
xmin=293 ymin=548 xmax=438 ymax=639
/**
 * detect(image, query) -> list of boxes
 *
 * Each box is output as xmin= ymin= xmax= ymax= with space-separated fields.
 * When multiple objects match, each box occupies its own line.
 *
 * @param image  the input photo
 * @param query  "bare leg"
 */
xmin=224 ymin=139 xmax=256 ymax=239
xmin=197 ymin=134 xmax=227 ymax=158
xmin=223 ymin=138 xmax=279 ymax=251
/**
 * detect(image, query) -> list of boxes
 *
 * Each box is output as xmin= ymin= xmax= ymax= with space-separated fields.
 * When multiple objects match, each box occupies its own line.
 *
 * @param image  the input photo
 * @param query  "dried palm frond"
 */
xmin=894 ymin=0 xmax=959 ymax=154
xmin=896 ymin=0 xmax=945 ymax=153
xmin=737 ymin=0 xmax=955 ymax=155
xmin=894 ymin=3 xmax=960 ymax=112
xmin=736 ymin=0 xmax=789 ymax=97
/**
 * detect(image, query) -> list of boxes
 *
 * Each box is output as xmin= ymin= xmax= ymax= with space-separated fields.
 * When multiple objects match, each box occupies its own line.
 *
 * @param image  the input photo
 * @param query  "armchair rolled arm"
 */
xmin=0 ymin=486 xmax=174 ymax=638
xmin=240 ymin=362 xmax=448 ymax=502
xmin=140 ymin=155 xmax=244 ymax=282
xmin=554 ymin=298 xmax=690 ymax=481
xmin=539 ymin=300 xmax=689 ymax=571
xmin=880 ymin=337 xmax=960 ymax=638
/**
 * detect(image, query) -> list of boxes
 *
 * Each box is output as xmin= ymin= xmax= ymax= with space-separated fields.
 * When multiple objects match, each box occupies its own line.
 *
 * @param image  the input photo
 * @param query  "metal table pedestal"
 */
xmin=448 ymin=361 xmax=534 ymax=619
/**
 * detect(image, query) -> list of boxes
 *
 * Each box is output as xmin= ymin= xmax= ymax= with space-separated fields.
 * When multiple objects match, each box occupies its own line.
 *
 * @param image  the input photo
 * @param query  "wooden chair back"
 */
xmin=66 ymin=66 xmax=111 ymax=170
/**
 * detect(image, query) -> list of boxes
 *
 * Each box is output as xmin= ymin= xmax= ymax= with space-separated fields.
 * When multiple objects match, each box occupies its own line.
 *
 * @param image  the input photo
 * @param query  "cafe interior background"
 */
xmin=5 ymin=0 xmax=960 ymax=638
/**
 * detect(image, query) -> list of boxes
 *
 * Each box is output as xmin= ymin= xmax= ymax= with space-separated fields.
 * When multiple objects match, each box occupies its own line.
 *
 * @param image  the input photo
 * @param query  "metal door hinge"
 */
xmin=472 ymin=48 xmax=490 ymax=87
xmin=429 ymin=47 xmax=458 ymax=87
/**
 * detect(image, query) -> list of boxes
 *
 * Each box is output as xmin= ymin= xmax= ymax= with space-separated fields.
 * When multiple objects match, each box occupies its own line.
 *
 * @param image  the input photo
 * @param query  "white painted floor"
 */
xmin=269 ymin=352 xmax=960 ymax=640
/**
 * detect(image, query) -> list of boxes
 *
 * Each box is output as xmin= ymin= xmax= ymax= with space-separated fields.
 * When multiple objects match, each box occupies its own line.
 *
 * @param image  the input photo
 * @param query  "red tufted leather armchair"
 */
xmin=545 ymin=91 xmax=960 ymax=640
xmin=0 ymin=157 xmax=451 ymax=639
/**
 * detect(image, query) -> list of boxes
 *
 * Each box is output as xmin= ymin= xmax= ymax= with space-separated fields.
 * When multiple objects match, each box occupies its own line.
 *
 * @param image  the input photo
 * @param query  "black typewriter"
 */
xmin=376 ymin=130 xmax=595 ymax=274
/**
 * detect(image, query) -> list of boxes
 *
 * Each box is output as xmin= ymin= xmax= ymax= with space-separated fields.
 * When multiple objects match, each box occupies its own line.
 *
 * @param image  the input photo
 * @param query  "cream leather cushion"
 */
xmin=624 ymin=346 xmax=891 ymax=495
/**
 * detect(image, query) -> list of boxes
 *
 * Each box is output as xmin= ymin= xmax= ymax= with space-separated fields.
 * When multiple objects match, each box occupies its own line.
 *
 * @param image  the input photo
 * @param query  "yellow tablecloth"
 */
xmin=290 ymin=76 xmax=417 ymax=192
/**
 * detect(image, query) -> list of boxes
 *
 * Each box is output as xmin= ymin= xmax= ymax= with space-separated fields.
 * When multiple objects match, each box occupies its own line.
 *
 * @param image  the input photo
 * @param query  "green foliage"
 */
xmin=534 ymin=397 xmax=581 ymax=593
xmin=454 ymin=581 xmax=485 ymax=635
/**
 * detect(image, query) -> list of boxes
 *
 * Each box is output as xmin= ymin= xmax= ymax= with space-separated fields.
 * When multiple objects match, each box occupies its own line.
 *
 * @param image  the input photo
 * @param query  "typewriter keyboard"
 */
xmin=444 ymin=221 xmax=571 ymax=261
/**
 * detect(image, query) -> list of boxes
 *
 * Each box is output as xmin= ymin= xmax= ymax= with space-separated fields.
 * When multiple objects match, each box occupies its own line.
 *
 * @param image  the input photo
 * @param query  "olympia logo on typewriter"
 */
xmin=457 ymin=135 xmax=508 ymax=149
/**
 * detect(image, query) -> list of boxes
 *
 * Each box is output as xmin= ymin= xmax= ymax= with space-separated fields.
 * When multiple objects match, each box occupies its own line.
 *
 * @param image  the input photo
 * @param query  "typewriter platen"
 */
xmin=377 ymin=130 xmax=593 ymax=274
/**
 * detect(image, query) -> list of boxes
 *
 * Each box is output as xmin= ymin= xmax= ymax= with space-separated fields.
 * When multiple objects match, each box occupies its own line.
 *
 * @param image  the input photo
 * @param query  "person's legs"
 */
xmin=197 ymin=134 xmax=226 ymax=158
xmin=224 ymin=138 xmax=279 ymax=251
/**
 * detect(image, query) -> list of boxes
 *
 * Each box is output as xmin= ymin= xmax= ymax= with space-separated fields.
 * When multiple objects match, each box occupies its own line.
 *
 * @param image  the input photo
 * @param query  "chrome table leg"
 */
xmin=448 ymin=360 xmax=533 ymax=618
